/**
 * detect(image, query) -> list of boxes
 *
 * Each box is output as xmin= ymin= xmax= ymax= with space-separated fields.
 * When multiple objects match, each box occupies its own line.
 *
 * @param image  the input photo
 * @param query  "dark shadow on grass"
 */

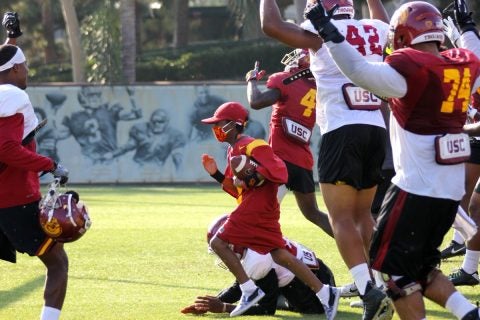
xmin=0 ymin=275 xmax=44 ymax=309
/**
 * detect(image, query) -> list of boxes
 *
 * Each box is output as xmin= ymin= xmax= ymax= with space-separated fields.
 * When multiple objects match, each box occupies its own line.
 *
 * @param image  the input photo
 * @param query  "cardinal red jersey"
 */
xmin=387 ymin=48 xmax=480 ymax=135
xmin=386 ymin=48 xmax=480 ymax=200
xmin=266 ymin=70 xmax=316 ymax=170
xmin=0 ymin=85 xmax=54 ymax=208
xmin=218 ymin=135 xmax=288 ymax=254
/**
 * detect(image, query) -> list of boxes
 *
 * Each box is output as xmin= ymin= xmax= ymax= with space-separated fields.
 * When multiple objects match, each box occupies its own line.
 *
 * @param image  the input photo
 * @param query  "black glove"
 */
xmin=304 ymin=3 xmax=344 ymax=43
xmin=51 ymin=162 xmax=69 ymax=185
xmin=454 ymin=0 xmax=477 ymax=34
xmin=2 ymin=12 xmax=22 ymax=38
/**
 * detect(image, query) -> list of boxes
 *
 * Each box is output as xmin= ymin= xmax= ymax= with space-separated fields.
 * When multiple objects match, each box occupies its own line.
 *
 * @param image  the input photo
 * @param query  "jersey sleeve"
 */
xmin=246 ymin=139 xmax=288 ymax=184
xmin=0 ymin=114 xmax=54 ymax=172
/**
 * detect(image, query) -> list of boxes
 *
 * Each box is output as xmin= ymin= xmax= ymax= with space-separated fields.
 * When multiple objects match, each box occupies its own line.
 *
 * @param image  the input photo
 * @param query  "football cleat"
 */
xmin=461 ymin=308 xmax=480 ymax=320
xmin=340 ymin=282 xmax=360 ymax=298
xmin=230 ymin=287 xmax=265 ymax=317
xmin=448 ymin=268 xmax=480 ymax=286
xmin=441 ymin=240 xmax=466 ymax=259
xmin=321 ymin=286 xmax=341 ymax=320
xmin=362 ymin=282 xmax=394 ymax=320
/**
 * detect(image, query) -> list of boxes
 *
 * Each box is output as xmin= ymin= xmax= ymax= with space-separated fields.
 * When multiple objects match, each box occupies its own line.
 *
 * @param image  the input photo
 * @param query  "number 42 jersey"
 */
xmin=302 ymin=18 xmax=389 ymax=134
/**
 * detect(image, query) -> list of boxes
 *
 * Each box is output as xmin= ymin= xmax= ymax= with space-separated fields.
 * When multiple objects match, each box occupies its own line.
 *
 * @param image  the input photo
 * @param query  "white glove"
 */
xmin=443 ymin=16 xmax=461 ymax=47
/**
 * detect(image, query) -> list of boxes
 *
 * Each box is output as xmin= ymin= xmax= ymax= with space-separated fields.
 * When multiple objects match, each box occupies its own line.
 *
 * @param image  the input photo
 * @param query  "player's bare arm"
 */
xmin=366 ymin=0 xmax=389 ymax=23
xmin=260 ymin=0 xmax=321 ymax=51
xmin=245 ymin=60 xmax=280 ymax=109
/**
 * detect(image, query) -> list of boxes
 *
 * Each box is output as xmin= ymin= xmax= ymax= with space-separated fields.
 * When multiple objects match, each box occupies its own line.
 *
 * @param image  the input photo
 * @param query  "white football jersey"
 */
xmin=0 ymin=84 xmax=38 ymax=139
xmin=301 ymin=18 xmax=389 ymax=134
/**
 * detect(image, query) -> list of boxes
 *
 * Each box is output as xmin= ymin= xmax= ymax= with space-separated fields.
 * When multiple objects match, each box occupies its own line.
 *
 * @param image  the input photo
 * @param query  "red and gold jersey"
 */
xmin=218 ymin=135 xmax=288 ymax=254
xmin=387 ymin=47 xmax=480 ymax=135
xmin=266 ymin=70 xmax=317 ymax=169
xmin=0 ymin=85 xmax=54 ymax=208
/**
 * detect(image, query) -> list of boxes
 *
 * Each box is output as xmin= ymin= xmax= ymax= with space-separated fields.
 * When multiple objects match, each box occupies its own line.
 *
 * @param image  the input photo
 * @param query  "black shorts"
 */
xmin=284 ymin=160 xmax=315 ymax=194
xmin=468 ymin=138 xmax=480 ymax=164
xmin=318 ymin=124 xmax=386 ymax=190
xmin=370 ymin=185 xmax=458 ymax=281
xmin=0 ymin=201 xmax=52 ymax=263
xmin=371 ymin=169 xmax=396 ymax=217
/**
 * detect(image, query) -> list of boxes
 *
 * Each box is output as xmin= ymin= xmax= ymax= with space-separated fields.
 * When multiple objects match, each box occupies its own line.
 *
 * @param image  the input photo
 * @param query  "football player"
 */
xmin=0 ymin=12 xmax=70 ymax=320
xmin=304 ymin=0 xmax=480 ymax=319
xmin=201 ymin=102 xmax=340 ymax=319
xmin=182 ymin=214 xmax=336 ymax=315
xmin=260 ymin=1 xmax=393 ymax=319
xmin=443 ymin=4 xmax=480 ymax=288
xmin=245 ymin=51 xmax=333 ymax=239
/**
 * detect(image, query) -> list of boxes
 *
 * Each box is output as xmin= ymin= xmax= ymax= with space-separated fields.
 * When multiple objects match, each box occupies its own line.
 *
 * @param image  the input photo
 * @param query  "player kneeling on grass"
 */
xmin=182 ymin=214 xmax=336 ymax=315
xmin=199 ymin=102 xmax=340 ymax=319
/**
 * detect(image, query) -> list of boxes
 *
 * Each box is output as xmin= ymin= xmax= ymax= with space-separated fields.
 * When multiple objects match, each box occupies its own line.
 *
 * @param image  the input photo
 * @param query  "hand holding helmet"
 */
xmin=51 ymin=163 xmax=69 ymax=185
xmin=2 ymin=12 xmax=22 ymax=38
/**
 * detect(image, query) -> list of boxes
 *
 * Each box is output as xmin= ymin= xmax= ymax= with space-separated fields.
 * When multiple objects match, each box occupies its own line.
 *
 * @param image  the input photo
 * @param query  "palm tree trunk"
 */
xmin=120 ymin=0 xmax=136 ymax=83
xmin=60 ymin=0 xmax=85 ymax=82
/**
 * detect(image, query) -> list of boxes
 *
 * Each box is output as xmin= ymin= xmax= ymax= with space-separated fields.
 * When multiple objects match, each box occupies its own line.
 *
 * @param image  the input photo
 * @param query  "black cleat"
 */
xmin=362 ymin=282 xmax=394 ymax=320
xmin=448 ymin=268 xmax=480 ymax=286
xmin=461 ymin=308 xmax=480 ymax=320
xmin=441 ymin=240 xmax=466 ymax=260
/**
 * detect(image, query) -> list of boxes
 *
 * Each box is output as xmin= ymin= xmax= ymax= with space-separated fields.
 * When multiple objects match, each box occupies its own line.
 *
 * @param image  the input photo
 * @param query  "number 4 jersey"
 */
xmin=301 ymin=18 xmax=389 ymax=134
xmin=266 ymin=70 xmax=317 ymax=170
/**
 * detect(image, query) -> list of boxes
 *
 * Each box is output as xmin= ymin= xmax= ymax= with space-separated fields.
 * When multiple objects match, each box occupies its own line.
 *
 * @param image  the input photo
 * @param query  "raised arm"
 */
xmin=366 ymin=0 xmax=389 ymax=23
xmin=2 ymin=12 xmax=22 ymax=45
xmin=260 ymin=0 xmax=321 ymax=51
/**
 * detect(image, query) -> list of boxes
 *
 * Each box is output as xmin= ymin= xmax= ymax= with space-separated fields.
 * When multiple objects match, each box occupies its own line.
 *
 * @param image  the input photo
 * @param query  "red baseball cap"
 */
xmin=201 ymin=102 xmax=249 ymax=125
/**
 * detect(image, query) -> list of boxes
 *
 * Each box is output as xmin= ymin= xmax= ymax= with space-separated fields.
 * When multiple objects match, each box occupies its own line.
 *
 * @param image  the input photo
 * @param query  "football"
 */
xmin=230 ymin=155 xmax=258 ymax=181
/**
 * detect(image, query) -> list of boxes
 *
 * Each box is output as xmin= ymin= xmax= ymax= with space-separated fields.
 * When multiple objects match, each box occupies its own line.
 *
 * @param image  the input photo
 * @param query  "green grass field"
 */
xmin=0 ymin=185 xmax=478 ymax=319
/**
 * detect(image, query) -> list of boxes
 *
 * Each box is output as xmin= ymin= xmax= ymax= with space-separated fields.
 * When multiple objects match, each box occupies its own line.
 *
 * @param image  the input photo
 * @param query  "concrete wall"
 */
xmin=27 ymin=83 xmax=321 ymax=183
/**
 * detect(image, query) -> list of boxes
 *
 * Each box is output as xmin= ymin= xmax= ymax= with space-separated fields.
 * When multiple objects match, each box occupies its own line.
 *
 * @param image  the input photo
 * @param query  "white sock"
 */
xmin=461 ymin=250 xmax=480 ymax=274
xmin=373 ymin=270 xmax=385 ymax=289
xmin=350 ymin=263 xmax=372 ymax=295
xmin=453 ymin=229 xmax=465 ymax=245
xmin=40 ymin=306 xmax=61 ymax=320
xmin=239 ymin=279 xmax=257 ymax=295
xmin=445 ymin=291 xmax=476 ymax=319
xmin=316 ymin=284 xmax=330 ymax=304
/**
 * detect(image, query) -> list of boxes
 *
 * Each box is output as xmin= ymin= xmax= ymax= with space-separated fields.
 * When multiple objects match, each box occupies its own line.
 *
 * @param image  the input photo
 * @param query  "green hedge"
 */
xmin=29 ymin=40 xmax=292 ymax=83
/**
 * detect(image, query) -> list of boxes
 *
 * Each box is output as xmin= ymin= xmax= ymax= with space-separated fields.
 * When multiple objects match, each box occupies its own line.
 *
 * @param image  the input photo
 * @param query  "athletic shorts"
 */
xmin=371 ymin=169 xmax=395 ymax=217
xmin=0 ymin=201 xmax=55 ymax=263
xmin=468 ymin=138 xmax=480 ymax=164
xmin=284 ymin=160 xmax=315 ymax=194
xmin=370 ymin=184 xmax=458 ymax=281
xmin=318 ymin=124 xmax=386 ymax=190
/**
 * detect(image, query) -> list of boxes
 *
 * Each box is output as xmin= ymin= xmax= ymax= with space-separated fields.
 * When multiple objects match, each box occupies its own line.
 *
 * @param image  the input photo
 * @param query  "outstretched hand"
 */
xmin=454 ymin=0 xmax=477 ymax=34
xmin=202 ymin=154 xmax=218 ymax=175
xmin=194 ymin=295 xmax=227 ymax=313
xmin=443 ymin=16 xmax=461 ymax=47
xmin=304 ymin=3 xmax=344 ymax=43
xmin=180 ymin=304 xmax=208 ymax=314
xmin=2 ymin=12 xmax=22 ymax=38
